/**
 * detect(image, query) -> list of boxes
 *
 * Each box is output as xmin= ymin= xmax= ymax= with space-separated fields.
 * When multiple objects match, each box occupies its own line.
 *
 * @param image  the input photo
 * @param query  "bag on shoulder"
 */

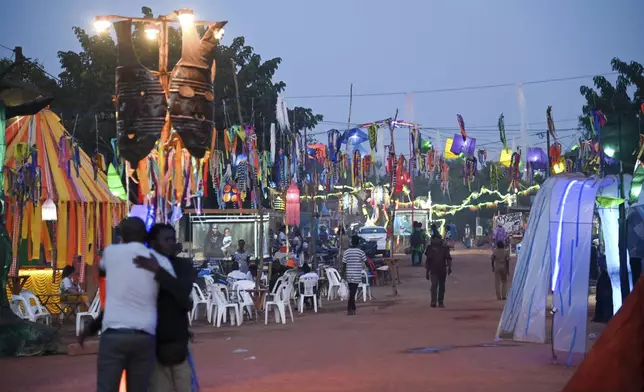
xmin=410 ymin=231 xmax=422 ymax=247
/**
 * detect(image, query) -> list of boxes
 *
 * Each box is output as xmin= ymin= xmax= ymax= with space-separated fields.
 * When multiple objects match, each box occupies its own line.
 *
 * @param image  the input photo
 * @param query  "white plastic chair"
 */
xmin=76 ymin=291 xmax=101 ymax=336
xmin=203 ymin=275 xmax=215 ymax=287
xmin=211 ymin=289 xmax=240 ymax=327
xmin=19 ymin=290 xmax=52 ymax=325
xmin=206 ymin=283 xmax=228 ymax=323
xmin=9 ymin=295 xmax=32 ymax=321
xmin=189 ymin=283 xmax=209 ymax=324
xmin=357 ymin=270 xmax=372 ymax=302
xmin=265 ymin=285 xmax=291 ymax=325
xmin=325 ymin=268 xmax=342 ymax=300
xmin=233 ymin=280 xmax=257 ymax=323
xmin=298 ymin=276 xmax=320 ymax=313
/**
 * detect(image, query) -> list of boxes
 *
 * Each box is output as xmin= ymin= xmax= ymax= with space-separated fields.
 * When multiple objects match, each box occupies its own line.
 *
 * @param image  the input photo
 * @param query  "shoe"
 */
xmin=347 ymin=310 xmax=356 ymax=315
xmin=438 ymin=303 xmax=445 ymax=308
xmin=430 ymin=303 xmax=437 ymax=308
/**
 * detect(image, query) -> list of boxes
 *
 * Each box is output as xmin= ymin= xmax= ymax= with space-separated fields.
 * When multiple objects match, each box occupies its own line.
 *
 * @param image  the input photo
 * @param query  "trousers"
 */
xmin=411 ymin=251 xmax=423 ymax=266
xmin=149 ymin=359 xmax=192 ymax=392
xmin=494 ymin=270 xmax=508 ymax=299
xmin=430 ymin=273 xmax=446 ymax=305
xmin=347 ymin=282 xmax=359 ymax=312
xmin=97 ymin=329 xmax=156 ymax=392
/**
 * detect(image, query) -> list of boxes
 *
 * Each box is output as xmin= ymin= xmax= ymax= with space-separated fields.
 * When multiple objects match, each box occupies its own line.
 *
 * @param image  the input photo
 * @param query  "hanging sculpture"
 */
xmin=462 ymin=157 xmax=478 ymax=190
xmin=114 ymin=20 xmax=166 ymax=164
xmin=168 ymin=22 xmax=225 ymax=158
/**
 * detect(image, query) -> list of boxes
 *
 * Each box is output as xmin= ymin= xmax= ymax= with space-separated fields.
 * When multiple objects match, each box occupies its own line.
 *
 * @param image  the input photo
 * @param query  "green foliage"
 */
xmin=578 ymin=58 xmax=643 ymax=138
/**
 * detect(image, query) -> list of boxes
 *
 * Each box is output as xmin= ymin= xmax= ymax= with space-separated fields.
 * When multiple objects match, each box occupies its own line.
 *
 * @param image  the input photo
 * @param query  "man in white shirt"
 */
xmin=227 ymin=262 xmax=248 ymax=281
xmin=96 ymin=217 xmax=175 ymax=392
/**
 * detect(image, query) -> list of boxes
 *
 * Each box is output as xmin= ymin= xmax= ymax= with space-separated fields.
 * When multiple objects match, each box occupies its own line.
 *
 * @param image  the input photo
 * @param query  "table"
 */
xmin=36 ymin=293 xmax=86 ymax=320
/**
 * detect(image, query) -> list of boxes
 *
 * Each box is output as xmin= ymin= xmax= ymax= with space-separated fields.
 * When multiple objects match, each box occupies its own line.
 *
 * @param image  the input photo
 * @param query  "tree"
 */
xmin=578 ymin=58 xmax=643 ymax=138
xmin=51 ymin=6 xmax=322 ymax=156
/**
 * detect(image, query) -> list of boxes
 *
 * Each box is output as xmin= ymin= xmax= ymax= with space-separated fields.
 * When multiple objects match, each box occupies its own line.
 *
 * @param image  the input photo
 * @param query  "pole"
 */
xmin=158 ymin=20 xmax=169 ymax=94
xmin=338 ymin=84 xmax=353 ymax=260
xmin=387 ymin=111 xmax=399 ymax=296
xmin=618 ymin=114 xmax=630 ymax=300
xmin=546 ymin=129 xmax=551 ymax=177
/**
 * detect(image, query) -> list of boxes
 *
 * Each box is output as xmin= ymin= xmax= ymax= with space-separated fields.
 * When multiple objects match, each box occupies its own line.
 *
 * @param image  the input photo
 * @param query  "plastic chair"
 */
xmin=233 ymin=280 xmax=257 ymax=323
xmin=298 ymin=276 xmax=320 ymax=313
xmin=19 ymin=290 xmax=52 ymax=325
xmin=76 ymin=290 xmax=101 ymax=336
xmin=206 ymin=283 xmax=228 ymax=323
xmin=189 ymin=283 xmax=209 ymax=323
xmin=357 ymin=270 xmax=372 ymax=302
xmin=203 ymin=275 xmax=215 ymax=287
xmin=264 ymin=284 xmax=295 ymax=325
xmin=325 ymin=268 xmax=342 ymax=300
xmin=9 ymin=295 xmax=32 ymax=321
xmin=211 ymin=289 xmax=240 ymax=328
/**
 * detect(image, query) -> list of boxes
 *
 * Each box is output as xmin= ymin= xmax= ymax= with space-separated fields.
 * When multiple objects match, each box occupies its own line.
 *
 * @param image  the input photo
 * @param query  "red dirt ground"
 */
xmin=0 ymin=251 xmax=576 ymax=391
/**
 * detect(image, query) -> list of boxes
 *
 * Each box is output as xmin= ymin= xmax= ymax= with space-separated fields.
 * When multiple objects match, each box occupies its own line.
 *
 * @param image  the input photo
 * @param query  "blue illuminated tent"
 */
xmin=496 ymin=174 xmax=635 ymax=364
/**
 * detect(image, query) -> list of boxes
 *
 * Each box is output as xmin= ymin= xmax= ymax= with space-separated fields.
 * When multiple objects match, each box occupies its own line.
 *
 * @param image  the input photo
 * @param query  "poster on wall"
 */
xmin=496 ymin=212 xmax=523 ymax=236
xmin=394 ymin=212 xmax=429 ymax=236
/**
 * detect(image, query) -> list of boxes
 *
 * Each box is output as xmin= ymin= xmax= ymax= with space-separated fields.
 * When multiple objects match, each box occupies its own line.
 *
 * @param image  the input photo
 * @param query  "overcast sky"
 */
xmin=1 ymin=0 xmax=643 ymax=158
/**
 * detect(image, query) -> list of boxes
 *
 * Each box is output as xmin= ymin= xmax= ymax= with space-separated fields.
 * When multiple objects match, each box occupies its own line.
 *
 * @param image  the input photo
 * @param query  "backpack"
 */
xmin=410 ymin=231 xmax=422 ymax=247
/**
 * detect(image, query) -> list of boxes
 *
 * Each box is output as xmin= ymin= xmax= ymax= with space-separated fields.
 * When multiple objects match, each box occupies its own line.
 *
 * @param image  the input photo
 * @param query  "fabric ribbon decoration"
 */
xmin=368 ymin=125 xmax=378 ymax=157
xmin=498 ymin=113 xmax=507 ymax=149
xmin=457 ymin=114 xmax=467 ymax=140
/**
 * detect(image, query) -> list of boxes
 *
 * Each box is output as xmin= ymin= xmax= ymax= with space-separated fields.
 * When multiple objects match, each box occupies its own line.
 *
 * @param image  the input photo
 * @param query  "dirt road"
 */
xmin=0 ymin=251 xmax=575 ymax=391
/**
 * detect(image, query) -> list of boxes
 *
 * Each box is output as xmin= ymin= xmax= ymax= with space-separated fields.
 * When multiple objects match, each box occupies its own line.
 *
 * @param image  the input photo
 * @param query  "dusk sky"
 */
xmin=1 ymin=0 xmax=643 ymax=158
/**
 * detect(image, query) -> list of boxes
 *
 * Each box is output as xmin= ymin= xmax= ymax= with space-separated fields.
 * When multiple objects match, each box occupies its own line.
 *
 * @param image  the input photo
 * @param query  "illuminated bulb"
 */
xmin=176 ymin=9 xmax=195 ymax=26
xmin=94 ymin=18 xmax=111 ymax=33
xmin=604 ymin=146 xmax=616 ymax=158
xmin=214 ymin=28 xmax=225 ymax=40
xmin=144 ymin=24 xmax=159 ymax=40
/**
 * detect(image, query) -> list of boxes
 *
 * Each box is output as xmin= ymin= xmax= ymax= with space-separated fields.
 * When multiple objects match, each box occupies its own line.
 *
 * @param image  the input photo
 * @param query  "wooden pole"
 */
xmin=338 ymin=84 xmax=353 ymax=262
xmin=387 ymin=111 xmax=399 ymax=296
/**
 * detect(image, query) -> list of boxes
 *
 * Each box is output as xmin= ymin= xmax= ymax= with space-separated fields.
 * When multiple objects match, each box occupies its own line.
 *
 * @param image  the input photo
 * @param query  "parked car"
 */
xmin=358 ymin=226 xmax=389 ymax=257
xmin=357 ymin=236 xmax=378 ymax=259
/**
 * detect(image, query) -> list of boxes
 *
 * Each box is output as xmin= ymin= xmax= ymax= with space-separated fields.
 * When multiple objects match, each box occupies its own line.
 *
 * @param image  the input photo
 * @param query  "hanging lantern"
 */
xmin=42 ymin=198 xmax=57 ymax=221
xmin=444 ymin=138 xmax=459 ymax=159
xmin=222 ymin=182 xmax=240 ymax=204
xmin=527 ymin=147 xmax=548 ymax=170
xmin=107 ymin=164 xmax=127 ymax=200
xmin=449 ymin=134 xmax=465 ymax=155
xmin=285 ymin=182 xmax=300 ymax=225
xmin=552 ymin=158 xmax=566 ymax=174
xmin=273 ymin=195 xmax=285 ymax=211
xmin=499 ymin=149 xmax=513 ymax=167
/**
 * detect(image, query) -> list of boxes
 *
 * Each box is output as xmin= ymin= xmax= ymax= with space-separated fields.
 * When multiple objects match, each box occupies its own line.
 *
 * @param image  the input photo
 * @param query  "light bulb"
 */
xmin=176 ymin=9 xmax=195 ymax=27
xmin=144 ymin=24 xmax=159 ymax=40
xmin=604 ymin=146 xmax=616 ymax=158
xmin=94 ymin=18 xmax=111 ymax=33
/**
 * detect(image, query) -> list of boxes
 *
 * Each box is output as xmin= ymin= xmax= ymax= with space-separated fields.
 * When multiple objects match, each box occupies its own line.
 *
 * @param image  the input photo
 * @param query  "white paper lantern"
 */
xmin=42 ymin=198 xmax=57 ymax=221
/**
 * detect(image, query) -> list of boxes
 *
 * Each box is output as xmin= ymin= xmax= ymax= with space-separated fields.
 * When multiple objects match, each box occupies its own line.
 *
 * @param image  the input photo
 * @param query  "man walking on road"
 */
xmin=342 ymin=235 xmax=367 ymax=315
xmin=425 ymin=234 xmax=452 ymax=308
xmin=491 ymin=241 xmax=510 ymax=300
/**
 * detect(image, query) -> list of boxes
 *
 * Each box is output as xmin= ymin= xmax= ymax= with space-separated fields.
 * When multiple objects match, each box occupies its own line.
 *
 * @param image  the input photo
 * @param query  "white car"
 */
xmin=358 ymin=226 xmax=389 ymax=256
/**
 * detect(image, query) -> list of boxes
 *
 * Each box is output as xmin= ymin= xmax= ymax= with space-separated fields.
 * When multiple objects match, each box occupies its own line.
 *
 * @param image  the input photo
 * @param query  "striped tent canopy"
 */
xmin=3 ymin=110 xmax=126 ymax=276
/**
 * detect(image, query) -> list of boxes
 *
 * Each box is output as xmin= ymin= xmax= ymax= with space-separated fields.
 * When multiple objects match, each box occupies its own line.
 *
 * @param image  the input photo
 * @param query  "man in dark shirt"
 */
xmin=135 ymin=224 xmax=196 ymax=392
xmin=425 ymin=234 xmax=453 ymax=308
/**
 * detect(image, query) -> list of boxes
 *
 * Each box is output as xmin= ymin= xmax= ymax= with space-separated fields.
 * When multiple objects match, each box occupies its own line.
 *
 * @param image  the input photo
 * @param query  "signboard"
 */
xmin=495 ymin=212 xmax=523 ymax=236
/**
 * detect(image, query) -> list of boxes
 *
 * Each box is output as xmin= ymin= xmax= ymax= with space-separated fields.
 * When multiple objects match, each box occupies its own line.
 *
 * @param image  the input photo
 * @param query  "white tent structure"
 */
xmin=496 ymin=174 xmax=634 ymax=361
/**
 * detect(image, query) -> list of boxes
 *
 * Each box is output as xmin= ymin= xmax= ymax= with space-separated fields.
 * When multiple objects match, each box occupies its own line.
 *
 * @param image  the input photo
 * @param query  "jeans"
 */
xmin=97 ymin=329 xmax=156 ymax=392
xmin=347 ymin=282 xmax=359 ymax=312
xmin=411 ymin=251 xmax=423 ymax=266
xmin=430 ymin=273 xmax=446 ymax=305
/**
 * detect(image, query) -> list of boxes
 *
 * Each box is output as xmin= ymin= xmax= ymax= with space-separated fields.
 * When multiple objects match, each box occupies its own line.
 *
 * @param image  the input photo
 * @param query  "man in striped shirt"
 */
xmin=342 ymin=235 xmax=367 ymax=315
